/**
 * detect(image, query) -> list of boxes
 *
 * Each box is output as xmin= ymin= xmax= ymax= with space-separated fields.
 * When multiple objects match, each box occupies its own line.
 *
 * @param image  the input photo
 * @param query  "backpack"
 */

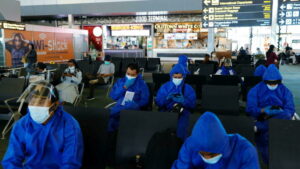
xmin=144 ymin=129 xmax=183 ymax=169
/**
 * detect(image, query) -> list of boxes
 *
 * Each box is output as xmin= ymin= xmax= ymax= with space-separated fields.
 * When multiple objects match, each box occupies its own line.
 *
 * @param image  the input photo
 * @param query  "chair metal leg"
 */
xmin=1 ymin=112 xmax=21 ymax=139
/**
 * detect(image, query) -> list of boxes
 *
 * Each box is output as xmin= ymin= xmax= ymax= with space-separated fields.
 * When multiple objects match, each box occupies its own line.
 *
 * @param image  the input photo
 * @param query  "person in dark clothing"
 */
xmin=266 ymin=45 xmax=278 ymax=66
xmin=26 ymin=43 xmax=37 ymax=74
xmin=83 ymin=52 xmax=92 ymax=64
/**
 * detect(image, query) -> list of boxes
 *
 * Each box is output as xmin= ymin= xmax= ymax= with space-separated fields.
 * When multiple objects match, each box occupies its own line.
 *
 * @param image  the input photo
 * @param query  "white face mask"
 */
xmin=172 ymin=78 xmax=183 ymax=86
xmin=29 ymin=106 xmax=51 ymax=124
xmin=267 ymin=84 xmax=278 ymax=91
xmin=200 ymin=154 xmax=223 ymax=165
xmin=126 ymin=74 xmax=136 ymax=80
xmin=69 ymin=66 xmax=75 ymax=72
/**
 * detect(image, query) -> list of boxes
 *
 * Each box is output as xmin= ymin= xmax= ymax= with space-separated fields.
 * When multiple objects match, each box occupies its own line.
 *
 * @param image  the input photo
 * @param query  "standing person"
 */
xmin=5 ymin=33 xmax=30 ymax=68
xmin=172 ymin=112 xmax=260 ymax=169
xmin=155 ymin=64 xmax=196 ymax=140
xmin=56 ymin=59 xmax=82 ymax=104
xmin=2 ymin=81 xmax=84 ymax=168
xmin=266 ymin=45 xmax=279 ymax=66
xmin=83 ymin=52 xmax=92 ymax=64
xmin=26 ymin=43 xmax=37 ymax=74
xmin=247 ymin=64 xmax=295 ymax=164
xmin=108 ymin=63 xmax=149 ymax=132
xmin=87 ymin=55 xmax=115 ymax=100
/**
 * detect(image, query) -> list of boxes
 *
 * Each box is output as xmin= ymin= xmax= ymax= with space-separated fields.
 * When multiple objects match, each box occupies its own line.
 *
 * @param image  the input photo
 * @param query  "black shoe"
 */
xmin=86 ymin=96 xmax=95 ymax=101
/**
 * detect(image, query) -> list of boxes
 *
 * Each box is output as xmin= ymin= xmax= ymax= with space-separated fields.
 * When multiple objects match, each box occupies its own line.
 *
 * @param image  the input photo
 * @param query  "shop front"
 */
xmin=103 ymin=24 xmax=152 ymax=58
xmin=153 ymin=22 xmax=208 ymax=60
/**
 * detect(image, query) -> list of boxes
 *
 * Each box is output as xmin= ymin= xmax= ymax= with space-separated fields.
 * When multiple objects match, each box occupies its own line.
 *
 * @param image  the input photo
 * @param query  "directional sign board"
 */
xmin=278 ymin=0 xmax=300 ymax=25
xmin=202 ymin=0 xmax=273 ymax=28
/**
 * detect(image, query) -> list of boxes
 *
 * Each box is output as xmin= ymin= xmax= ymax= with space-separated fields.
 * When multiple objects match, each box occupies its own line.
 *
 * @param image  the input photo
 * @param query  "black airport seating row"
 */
xmin=65 ymin=106 xmax=300 ymax=169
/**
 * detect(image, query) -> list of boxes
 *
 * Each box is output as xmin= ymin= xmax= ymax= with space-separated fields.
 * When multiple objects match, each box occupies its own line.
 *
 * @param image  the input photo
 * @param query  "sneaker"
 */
xmin=86 ymin=96 xmax=95 ymax=101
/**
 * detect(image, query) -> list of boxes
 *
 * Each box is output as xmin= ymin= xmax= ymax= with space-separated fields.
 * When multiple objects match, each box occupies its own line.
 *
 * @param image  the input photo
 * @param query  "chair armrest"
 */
xmin=105 ymin=102 xmax=117 ymax=109
xmin=4 ymin=97 xmax=19 ymax=114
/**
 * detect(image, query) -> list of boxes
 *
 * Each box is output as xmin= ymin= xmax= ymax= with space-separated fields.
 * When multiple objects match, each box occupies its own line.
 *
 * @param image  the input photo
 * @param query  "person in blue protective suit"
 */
xmin=215 ymin=58 xmax=236 ymax=75
xmin=178 ymin=55 xmax=190 ymax=74
xmin=247 ymin=64 xmax=295 ymax=164
xmin=155 ymin=64 xmax=196 ymax=140
xmin=2 ymin=81 xmax=83 ymax=169
xmin=172 ymin=112 xmax=260 ymax=169
xmin=108 ymin=63 xmax=149 ymax=132
xmin=254 ymin=65 xmax=267 ymax=77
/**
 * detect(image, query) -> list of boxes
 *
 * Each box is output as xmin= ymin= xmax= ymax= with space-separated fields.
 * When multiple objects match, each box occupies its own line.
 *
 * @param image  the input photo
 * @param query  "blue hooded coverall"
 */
xmin=215 ymin=66 xmax=236 ymax=75
xmin=1 ymin=106 xmax=84 ymax=169
xmin=155 ymin=64 xmax=196 ymax=140
xmin=172 ymin=112 xmax=260 ymax=169
xmin=247 ymin=64 xmax=295 ymax=164
xmin=108 ymin=74 xmax=149 ymax=132
xmin=178 ymin=55 xmax=189 ymax=74
xmin=254 ymin=65 xmax=267 ymax=77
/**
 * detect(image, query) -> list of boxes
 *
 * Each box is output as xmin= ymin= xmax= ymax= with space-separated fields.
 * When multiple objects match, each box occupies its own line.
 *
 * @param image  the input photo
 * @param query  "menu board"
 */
xmin=278 ymin=0 xmax=300 ymax=25
xmin=202 ymin=0 xmax=273 ymax=28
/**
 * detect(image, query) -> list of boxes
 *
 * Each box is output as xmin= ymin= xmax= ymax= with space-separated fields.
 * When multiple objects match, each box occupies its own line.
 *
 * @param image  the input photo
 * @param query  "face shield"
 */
xmin=18 ymin=81 xmax=57 ymax=107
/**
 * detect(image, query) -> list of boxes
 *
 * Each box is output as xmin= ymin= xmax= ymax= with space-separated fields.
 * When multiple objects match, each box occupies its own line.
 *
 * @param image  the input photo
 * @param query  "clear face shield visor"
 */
xmin=17 ymin=81 xmax=57 ymax=107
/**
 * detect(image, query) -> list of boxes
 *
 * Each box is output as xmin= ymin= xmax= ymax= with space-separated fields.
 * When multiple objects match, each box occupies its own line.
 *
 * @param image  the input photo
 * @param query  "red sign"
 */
xmin=83 ymin=25 xmax=103 ymax=51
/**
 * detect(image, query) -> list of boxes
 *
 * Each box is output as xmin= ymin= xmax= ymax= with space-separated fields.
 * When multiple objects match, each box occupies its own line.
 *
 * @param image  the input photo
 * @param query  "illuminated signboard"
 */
xmin=202 ymin=0 xmax=272 ymax=28
xmin=0 ymin=21 xmax=25 ymax=31
xmin=278 ymin=0 xmax=300 ymax=25
xmin=111 ymin=25 xmax=144 ymax=30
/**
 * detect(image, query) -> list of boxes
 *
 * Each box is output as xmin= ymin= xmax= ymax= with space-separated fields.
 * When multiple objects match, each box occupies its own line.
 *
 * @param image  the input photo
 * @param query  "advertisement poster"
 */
xmin=4 ymin=30 xmax=74 ymax=67
xmin=83 ymin=26 xmax=102 ymax=51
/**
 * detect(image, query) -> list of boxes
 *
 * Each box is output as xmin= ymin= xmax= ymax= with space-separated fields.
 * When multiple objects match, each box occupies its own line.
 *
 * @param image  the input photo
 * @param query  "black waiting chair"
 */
xmin=152 ymin=73 xmax=170 ymax=95
xmin=64 ymin=106 xmax=110 ymax=169
xmin=146 ymin=58 xmax=161 ymax=72
xmin=112 ymin=60 xmax=122 ymax=77
xmin=195 ymin=64 xmax=215 ymax=76
xmin=201 ymin=85 xmax=240 ymax=115
xmin=115 ymin=110 xmax=178 ymax=167
xmin=0 ymin=78 xmax=26 ymax=139
xmin=208 ymin=75 xmax=241 ymax=86
xmin=185 ymin=75 xmax=207 ymax=99
xmin=242 ymin=76 xmax=262 ymax=101
xmin=136 ymin=58 xmax=147 ymax=69
xmin=234 ymin=64 xmax=255 ymax=77
xmin=269 ymin=119 xmax=300 ymax=169
xmin=189 ymin=114 xmax=255 ymax=144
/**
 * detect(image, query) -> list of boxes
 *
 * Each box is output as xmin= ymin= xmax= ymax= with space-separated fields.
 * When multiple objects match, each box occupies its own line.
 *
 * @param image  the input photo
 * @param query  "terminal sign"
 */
xmin=202 ymin=0 xmax=273 ymax=28
xmin=278 ymin=0 xmax=300 ymax=25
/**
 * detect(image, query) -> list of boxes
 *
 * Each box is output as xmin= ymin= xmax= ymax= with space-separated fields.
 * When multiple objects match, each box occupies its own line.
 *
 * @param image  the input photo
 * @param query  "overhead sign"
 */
xmin=0 ymin=22 xmax=25 ymax=31
xmin=278 ymin=0 xmax=300 ymax=25
xmin=202 ymin=0 xmax=272 ymax=28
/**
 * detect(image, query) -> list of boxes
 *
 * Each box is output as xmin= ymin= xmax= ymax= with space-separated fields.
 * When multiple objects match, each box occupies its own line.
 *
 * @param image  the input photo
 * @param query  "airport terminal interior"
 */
xmin=1 ymin=0 xmax=300 ymax=169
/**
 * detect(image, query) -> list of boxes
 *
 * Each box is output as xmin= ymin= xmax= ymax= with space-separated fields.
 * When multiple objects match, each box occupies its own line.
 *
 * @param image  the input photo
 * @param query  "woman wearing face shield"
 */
xmin=215 ymin=58 xmax=236 ymax=75
xmin=155 ymin=64 xmax=196 ymax=140
xmin=172 ymin=112 xmax=260 ymax=169
xmin=2 ymin=81 xmax=84 ymax=169
xmin=56 ymin=59 xmax=82 ymax=104
xmin=246 ymin=64 xmax=295 ymax=164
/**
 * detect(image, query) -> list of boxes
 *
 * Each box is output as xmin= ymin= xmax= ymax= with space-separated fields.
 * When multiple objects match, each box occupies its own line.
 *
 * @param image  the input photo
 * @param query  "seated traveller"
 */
xmin=215 ymin=58 xmax=236 ymax=75
xmin=87 ymin=55 xmax=115 ymax=100
xmin=172 ymin=112 xmax=260 ymax=169
xmin=56 ymin=59 xmax=82 ymax=104
xmin=2 ymin=81 xmax=83 ymax=168
xmin=247 ymin=64 xmax=295 ymax=164
xmin=108 ymin=63 xmax=149 ymax=132
xmin=156 ymin=64 xmax=196 ymax=140
xmin=254 ymin=65 xmax=267 ymax=77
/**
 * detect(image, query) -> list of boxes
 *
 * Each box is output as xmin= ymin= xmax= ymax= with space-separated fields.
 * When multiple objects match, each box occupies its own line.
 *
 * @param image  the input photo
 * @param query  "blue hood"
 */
xmin=263 ymin=64 xmax=282 ymax=81
xmin=178 ymin=55 xmax=188 ymax=67
xmin=254 ymin=65 xmax=267 ymax=77
xmin=190 ymin=112 xmax=229 ymax=155
xmin=170 ymin=64 xmax=187 ymax=78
